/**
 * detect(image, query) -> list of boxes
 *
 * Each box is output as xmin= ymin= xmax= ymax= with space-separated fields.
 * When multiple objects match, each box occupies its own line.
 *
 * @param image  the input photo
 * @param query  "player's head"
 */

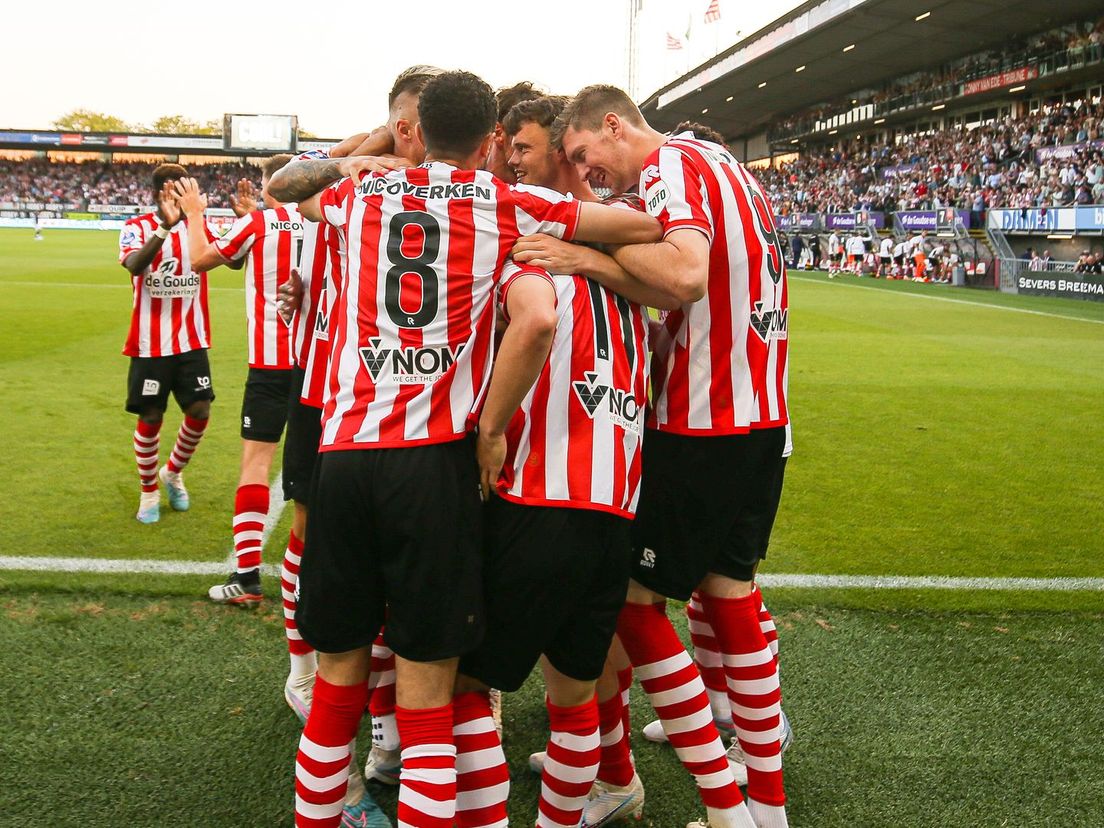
xmin=674 ymin=120 xmax=727 ymax=148
xmin=503 ymin=95 xmax=570 ymax=188
xmin=486 ymin=81 xmax=542 ymax=183
xmin=151 ymin=163 xmax=187 ymax=196
xmin=261 ymin=154 xmax=293 ymax=207
xmin=389 ymin=65 xmax=443 ymax=164
xmin=417 ymin=71 xmax=497 ymax=170
xmin=558 ymin=84 xmax=651 ymax=195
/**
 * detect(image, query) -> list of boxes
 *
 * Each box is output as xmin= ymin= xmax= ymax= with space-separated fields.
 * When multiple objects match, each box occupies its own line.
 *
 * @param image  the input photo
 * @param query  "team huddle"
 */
xmin=117 ymin=68 xmax=793 ymax=828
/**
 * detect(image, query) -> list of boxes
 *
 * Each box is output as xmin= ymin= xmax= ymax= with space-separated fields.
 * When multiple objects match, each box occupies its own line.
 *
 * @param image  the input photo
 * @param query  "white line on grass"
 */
xmin=2 ymin=557 xmax=1102 ymax=592
xmin=789 ymin=275 xmax=1104 ymax=325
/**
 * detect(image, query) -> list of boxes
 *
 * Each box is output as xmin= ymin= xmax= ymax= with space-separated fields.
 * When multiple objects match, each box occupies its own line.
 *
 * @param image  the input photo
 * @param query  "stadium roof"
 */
xmin=640 ymin=0 xmax=1102 ymax=139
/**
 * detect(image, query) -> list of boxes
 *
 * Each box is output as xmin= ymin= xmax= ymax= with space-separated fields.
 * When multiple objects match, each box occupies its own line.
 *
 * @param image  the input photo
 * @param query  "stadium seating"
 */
xmin=0 ymin=158 xmax=261 ymax=210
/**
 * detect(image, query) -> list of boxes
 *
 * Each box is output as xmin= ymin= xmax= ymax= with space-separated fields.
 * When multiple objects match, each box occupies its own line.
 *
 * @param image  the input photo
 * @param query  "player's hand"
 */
xmin=229 ymin=179 xmax=259 ymax=217
xmin=157 ymin=181 xmax=183 ymax=227
xmin=173 ymin=178 xmax=208 ymax=218
xmin=278 ymin=268 xmax=304 ymax=323
xmin=512 ymin=233 xmax=588 ymax=274
xmin=337 ymin=155 xmax=411 ymax=184
xmin=476 ymin=428 xmax=506 ymax=503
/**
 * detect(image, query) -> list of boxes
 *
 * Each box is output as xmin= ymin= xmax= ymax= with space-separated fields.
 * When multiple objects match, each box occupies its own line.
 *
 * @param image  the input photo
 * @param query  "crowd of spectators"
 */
xmin=0 ymin=158 xmax=261 ymax=209
xmin=769 ymin=18 xmax=1104 ymax=143
xmin=760 ymin=99 xmax=1104 ymax=219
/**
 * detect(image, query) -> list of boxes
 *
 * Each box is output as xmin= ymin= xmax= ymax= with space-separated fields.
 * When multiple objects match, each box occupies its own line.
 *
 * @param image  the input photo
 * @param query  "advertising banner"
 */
xmin=826 ymin=212 xmax=885 ymax=230
xmin=1016 ymin=271 xmax=1104 ymax=302
xmin=988 ymin=208 xmax=1083 ymax=233
xmin=893 ymin=211 xmax=972 ymax=231
xmin=1034 ymin=139 xmax=1104 ymax=164
xmin=962 ymin=66 xmax=1039 ymax=96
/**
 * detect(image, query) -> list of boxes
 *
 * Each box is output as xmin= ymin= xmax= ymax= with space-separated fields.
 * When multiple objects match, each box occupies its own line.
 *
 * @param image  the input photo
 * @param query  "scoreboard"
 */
xmin=222 ymin=114 xmax=298 ymax=153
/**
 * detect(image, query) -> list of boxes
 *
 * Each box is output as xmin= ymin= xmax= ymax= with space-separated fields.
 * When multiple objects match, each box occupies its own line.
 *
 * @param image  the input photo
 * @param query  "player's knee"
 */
xmin=186 ymin=400 xmax=211 ymax=420
xmin=138 ymin=409 xmax=164 ymax=427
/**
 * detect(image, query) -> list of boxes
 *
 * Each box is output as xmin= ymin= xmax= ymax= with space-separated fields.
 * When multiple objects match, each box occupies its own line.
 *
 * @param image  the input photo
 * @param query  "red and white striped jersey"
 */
xmin=641 ymin=133 xmax=789 ymax=437
xmin=497 ymin=272 xmax=649 ymax=518
xmin=289 ymin=150 xmax=340 ymax=408
xmin=216 ymin=205 xmax=305 ymax=370
xmin=119 ymin=213 xmax=216 ymax=358
xmin=317 ymin=161 xmax=581 ymax=450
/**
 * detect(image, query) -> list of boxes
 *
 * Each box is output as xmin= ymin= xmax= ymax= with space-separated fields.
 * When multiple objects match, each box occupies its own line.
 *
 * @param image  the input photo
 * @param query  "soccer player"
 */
xmin=485 ymin=81 xmax=542 ymax=183
xmin=174 ymin=154 xmax=303 ymax=606
xmin=267 ymin=70 xmax=661 ymax=828
xmin=826 ymin=229 xmax=842 ymax=276
xmin=877 ymin=235 xmax=894 ymax=278
xmin=548 ymin=85 xmax=793 ymax=828
xmin=454 ymin=94 xmax=662 ymax=828
xmin=846 ymin=233 xmax=865 ymax=275
xmin=119 ymin=164 xmax=222 ymax=524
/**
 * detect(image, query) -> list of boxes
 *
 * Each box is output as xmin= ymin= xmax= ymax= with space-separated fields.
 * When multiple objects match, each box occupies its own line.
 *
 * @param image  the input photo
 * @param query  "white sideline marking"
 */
xmin=0 ymin=556 xmax=1101 ymax=592
xmin=789 ymin=275 xmax=1104 ymax=325
xmin=757 ymin=574 xmax=1104 ymax=592
xmin=224 ymin=473 xmax=288 ymax=568
xmin=0 ymin=556 xmax=280 ymax=577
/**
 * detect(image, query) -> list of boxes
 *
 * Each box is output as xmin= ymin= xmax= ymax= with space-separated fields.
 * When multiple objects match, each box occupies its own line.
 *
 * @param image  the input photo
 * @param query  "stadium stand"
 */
xmin=0 ymin=158 xmax=260 ymax=211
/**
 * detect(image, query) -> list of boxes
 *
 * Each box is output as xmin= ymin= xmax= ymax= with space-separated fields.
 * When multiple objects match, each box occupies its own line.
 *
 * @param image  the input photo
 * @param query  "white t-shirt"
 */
xmin=879 ymin=237 xmax=893 ymax=257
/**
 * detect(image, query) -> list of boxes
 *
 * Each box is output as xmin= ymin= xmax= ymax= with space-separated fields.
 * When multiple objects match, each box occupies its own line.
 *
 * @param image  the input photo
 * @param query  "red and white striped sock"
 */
xmin=294 ymin=676 xmax=368 ymax=828
xmin=453 ymin=691 xmax=509 ymax=828
xmin=596 ymin=687 xmax=634 ymax=787
xmin=166 ymin=415 xmax=208 ymax=474
xmin=396 ymin=702 xmax=457 ymax=828
xmin=368 ymin=634 xmax=399 ymax=751
xmin=539 ymin=697 xmax=601 ymax=828
xmin=616 ymin=665 xmax=633 ymax=749
xmin=755 ymin=586 xmax=780 ymax=662
xmin=232 ymin=483 xmax=269 ymax=574
xmin=616 ymin=601 xmax=743 ymax=811
xmin=688 ymin=591 xmax=733 ymax=724
xmin=281 ymin=531 xmax=315 ymax=675
xmin=699 ymin=592 xmax=786 ymax=809
xmin=133 ymin=420 xmax=160 ymax=493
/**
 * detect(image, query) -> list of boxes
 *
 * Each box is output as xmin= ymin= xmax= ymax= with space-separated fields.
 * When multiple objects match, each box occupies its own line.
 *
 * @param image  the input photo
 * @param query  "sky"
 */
xmin=3 ymin=0 xmax=802 ymax=138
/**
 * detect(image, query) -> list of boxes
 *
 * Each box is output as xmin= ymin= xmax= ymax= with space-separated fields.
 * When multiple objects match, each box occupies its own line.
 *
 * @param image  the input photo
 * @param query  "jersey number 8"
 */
xmin=385 ymin=211 xmax=441 ymax=329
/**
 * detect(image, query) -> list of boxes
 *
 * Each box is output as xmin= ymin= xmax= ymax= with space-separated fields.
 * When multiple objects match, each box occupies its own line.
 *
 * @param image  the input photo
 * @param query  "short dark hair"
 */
xmin=418 ymin=71 xmax=497 ymax=159
xmin=151 ymin=163 xmax=187 ymax=193
xmin=559 ymin=84 xmax=645 ymax=136
xmin=674 ymin=120 xmax=726 ymax=147
xmin=502 ymin=95 xmax=569 ymax=138
xmin=389 ymin=65 xmax=444 ymax=108
xmin=262 ymin=154 xmax=293 ymax=179
xmin=496 ymin=81 xmax=541 ymax=123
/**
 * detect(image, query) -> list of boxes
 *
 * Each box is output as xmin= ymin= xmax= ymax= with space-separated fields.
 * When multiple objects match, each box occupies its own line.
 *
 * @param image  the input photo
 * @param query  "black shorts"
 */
xmin=893 ymin=255 xmax=905 ymax=266
xmin=829 ymin=251 xmax=842 ymax=262
xmin=283 ymin=367 xmax=323 ymax=504
xmin=460 ymin=498 xmax=632 ymax=692
xmin=631 ymin=427 xmax=788 ymax=599
xmin=295 ymin=436 xmax=484 ymax=662
xmin=241 ymin=367 xmax=292 ymax=442
xmin=126 ymin=350 xmax=214 ymax=415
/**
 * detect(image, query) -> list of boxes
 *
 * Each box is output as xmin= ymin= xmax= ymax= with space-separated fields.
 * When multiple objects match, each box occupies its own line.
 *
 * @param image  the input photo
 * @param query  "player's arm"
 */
xmin=347 ymin=126 xmax=394 ymax=158
xmin=121 ymin=182 xmax=180 ymax=275
xmin=267 ymin=155 xmax=409 ymax=203
xmin=609 ymin=228 xmax=710 ymax=304
xmin=511 ymin=234 xmax=680 ymax=310
xmin=174 ymin=178 xmax=234 ymax=272
xmin=572 ymin=201 xmax=662 ymax=244
xmin=476 ymin=272 xmax=558 ymax=501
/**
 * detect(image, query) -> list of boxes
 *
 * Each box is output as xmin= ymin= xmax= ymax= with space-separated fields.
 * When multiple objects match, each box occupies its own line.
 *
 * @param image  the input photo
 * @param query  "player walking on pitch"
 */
xmin=119 ymin=164 xmax=222 ymax=524
xmin=174 ymin=155 xmax=303 ymax=607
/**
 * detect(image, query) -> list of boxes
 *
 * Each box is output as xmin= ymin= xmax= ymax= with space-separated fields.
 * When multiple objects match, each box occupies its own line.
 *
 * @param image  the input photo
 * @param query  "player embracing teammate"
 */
xmin=540 ymin=85 xmax=793 ymax=828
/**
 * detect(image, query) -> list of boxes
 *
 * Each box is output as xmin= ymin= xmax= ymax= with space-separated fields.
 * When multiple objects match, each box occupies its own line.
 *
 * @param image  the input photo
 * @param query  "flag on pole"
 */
xmin=666 ymin=32 xmax=683 ymax=50
xmin=704 ymin=0 xmax=721 ymax=24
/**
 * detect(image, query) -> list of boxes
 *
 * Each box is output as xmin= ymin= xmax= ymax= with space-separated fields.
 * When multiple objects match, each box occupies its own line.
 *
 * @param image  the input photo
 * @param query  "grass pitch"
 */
xmin=2 ymin=229 xmax=1103 ymax=826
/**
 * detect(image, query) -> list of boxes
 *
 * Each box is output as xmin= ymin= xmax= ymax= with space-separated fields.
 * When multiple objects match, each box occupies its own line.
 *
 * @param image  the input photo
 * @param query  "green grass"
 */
xmin=3 ymin=228 xmax=1104 ymax=826
xmin=4 ymin=591 xmax=1103 ymax=827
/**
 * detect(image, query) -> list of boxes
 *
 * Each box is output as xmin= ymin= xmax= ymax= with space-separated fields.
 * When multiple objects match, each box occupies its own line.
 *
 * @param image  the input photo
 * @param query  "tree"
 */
xmin=52 ymin=109 xmax=131 ymax=132
xmin=148 ymin=115 xmax=220 ymax=135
